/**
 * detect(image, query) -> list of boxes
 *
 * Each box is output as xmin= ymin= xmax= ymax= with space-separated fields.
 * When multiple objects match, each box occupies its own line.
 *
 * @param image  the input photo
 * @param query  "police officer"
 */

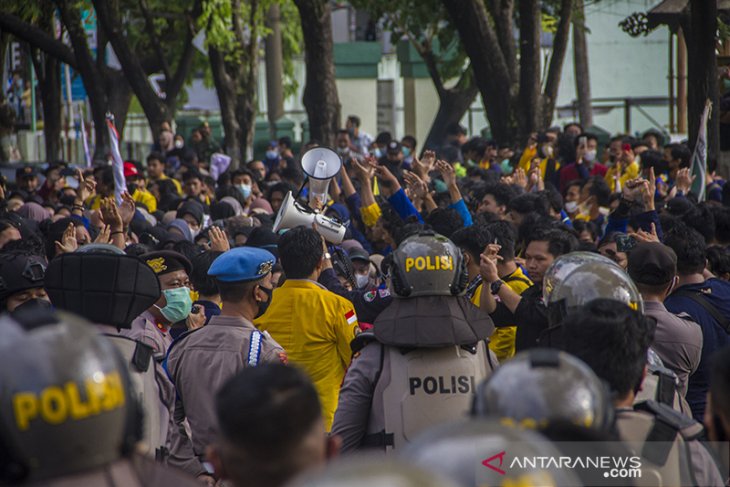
xmin=44 ymin=244 xmax=173 ymax=461
xmin=472 ymin=349 xmax=613 ymax=432
xmin=165 ymin=247 xmax=286 ymax=481
xmin=0 ymin=308 xmax=199 ymax=486
xmin=123 ymin=251 xmax=205 ymax=356
xmin=0 ymin=251 xmax=48 ymax=313
xmin=331 ymin=231 xmax=496 ymax=452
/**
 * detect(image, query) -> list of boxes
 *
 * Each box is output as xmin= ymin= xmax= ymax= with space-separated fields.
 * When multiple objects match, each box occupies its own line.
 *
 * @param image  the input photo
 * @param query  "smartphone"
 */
xmin=616 ymin=234 xmax=637 ymax=253
xmin=65 ymin=175 xmax=80 ymax=189
xmin=578 ymin=136 xmax=587 ymax=147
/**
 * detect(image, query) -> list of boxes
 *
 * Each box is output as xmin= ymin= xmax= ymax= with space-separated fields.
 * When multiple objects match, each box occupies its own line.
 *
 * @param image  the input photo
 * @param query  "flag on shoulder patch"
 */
xmin=345 ymin=309 xmax=357 ymax=325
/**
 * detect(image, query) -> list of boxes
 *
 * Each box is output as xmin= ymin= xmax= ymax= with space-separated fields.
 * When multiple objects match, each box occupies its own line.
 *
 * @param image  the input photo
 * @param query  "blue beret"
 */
xmin=208 ymin=247 xmax=276 ymax=282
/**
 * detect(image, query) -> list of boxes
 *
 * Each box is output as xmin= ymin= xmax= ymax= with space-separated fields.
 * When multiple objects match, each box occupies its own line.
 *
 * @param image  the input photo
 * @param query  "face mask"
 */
xmin=355 ymin=274 xmax=370 ymax=289
xmin=255 ymin=285 xmax=273 ymax=319
xmin=500 ymin=159 xmax=511 ymax=172
xmin=155 ymin=287 xmax=193 ymax=323
xmin=564 ymin=201 xmax=578 ymax=213
xmin=189 ymin=226 xmax=200 ymax=239
xmin=541 ymin=145 xmax=553 ymax=158
xmin=337 ymin=146 xmax=350 ymax=157
xmin=174 ymin=140 xmax=184 ymax=149
xmin=373 ymin=148 xmax=383 ymax=158
xmin=402 ymin=147 xmax=411 ymax=157
xmin=13 ymin=298 xmax=52 ymax=314
xmin=584 ymin=150 xmax=596 ymax=162
xmin=266 ymin=150 xmax=278 ymax=160
xmin=237 ymin=184 xmax=252 ymax=199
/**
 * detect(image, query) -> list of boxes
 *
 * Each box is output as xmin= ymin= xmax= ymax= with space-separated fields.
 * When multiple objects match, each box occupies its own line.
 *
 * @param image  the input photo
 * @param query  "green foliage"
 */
xmin=619 ymin=12 xmax=654 ymax=37
xmin=280 ymin=0 xmax=302 ymax=99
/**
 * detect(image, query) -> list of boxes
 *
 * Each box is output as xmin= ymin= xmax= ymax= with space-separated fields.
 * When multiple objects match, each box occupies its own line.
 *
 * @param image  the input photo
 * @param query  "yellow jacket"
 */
xmin=518 ymin=146 xmax=537 ymax=173
xmin=152 ymin=174 xmax=183 ymax=196
xmin=132 ymin=188 xmax=157 ymax=213
xmin=471 ymin=266 xmax=533 ymax=362
xmin=605 ymin=161 xmax=639 ymax=192
xmin=255 ymin=279 xmax=359 ymax=431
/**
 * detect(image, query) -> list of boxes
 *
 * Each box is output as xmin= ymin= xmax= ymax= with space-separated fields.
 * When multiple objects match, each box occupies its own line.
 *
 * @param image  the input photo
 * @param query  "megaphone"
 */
xmin=273 ymin=191 xmax=346 ymax=244
xmin=301 ymin=147 xmax=342 ymax=206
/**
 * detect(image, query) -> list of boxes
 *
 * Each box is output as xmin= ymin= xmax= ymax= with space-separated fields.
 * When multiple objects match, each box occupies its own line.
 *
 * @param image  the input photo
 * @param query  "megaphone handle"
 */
xmin=294 ymin=176 xmax=308 ymax=201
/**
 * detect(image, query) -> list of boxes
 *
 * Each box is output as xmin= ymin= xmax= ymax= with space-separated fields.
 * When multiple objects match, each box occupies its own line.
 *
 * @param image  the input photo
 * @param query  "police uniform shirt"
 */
xmin=165 ymin=314 xmax=285 ymax=463
xmin=122 ymin=310 xmax=173 ymax=358
xmin=642 ymin=301 xmax=702 ymax=398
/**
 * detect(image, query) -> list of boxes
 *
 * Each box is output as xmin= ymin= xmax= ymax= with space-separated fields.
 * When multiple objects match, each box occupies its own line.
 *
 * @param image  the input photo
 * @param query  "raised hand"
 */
xmin=94 ymin=224 xmax=111 ymax=244
xmin=55 ymin=223 xmax=78 ymax=254
xmin=412 ymin=150 xmax=436 ymax=179
xmin=675 ymin=168 xmax=695 ymax=194
xmin=403 ymin=171 xmax=428 ymax=200
xmin=208 ymin=226 xmax=231 ymax=252
xmin=119 ymin=192 xmax=136 ymax=228
xmin=99 ymin=197 xmax=123 ymax=232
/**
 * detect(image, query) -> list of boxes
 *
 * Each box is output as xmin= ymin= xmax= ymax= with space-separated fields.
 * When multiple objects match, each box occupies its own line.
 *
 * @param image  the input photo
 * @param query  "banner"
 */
xmin=106 ymin=113 xmax=125 ymax=205
xmin=689 ymin=99 xmax=712 ymax=202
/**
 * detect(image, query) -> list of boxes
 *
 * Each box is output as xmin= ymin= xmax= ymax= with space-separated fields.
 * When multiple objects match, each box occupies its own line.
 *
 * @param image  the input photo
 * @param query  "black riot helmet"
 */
xmin=0 ymin=251 xmax=47 ymax=311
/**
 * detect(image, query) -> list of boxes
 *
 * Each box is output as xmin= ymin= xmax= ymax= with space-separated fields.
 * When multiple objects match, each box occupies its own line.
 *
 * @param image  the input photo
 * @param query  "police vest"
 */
xmin=363 ymin=341 xmax=494 ymax=452
xmin=634 ymin=364 xmax=692 ymax=417
xmin=104 ymin=334 xmax=167 ymax=461
xmin=616 ymin=400 xmax=703 ymax=486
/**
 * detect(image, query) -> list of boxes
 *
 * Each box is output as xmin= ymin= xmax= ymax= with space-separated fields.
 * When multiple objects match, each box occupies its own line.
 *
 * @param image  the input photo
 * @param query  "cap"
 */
xmin=348 ymin=247 xmax=370 ymax=263
xmin=123 ymin=162 xmax=139 ymax=178
xmin=387 ymin=141 xmax=402 ymax=153
xmin=627 ymin=241 xmax=677 ymax=285
xmin=176 ymin=201 xmax=204 ymax=226
xmin=141 ymin=250 xmax=192 ymax=276
xmin=208 ymin=247 xmax=275 ymax=283
xmin=15 ymin=166 xmax=38 ymax=180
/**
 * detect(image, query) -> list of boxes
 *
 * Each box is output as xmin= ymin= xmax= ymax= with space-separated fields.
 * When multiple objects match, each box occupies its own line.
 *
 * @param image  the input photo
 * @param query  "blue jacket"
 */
xmin=664 ymin=278 xmax=730 ymax=420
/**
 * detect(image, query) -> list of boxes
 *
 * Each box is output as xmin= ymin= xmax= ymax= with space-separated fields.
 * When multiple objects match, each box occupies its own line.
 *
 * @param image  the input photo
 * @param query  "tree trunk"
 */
xmin=518 ymin=0 xmax=541 ymax=140
xmin=106 ymin=70 xmax=133 ymax=135
xmin=265 ymin=3 xmax=285 ymax=138
xmin=423 ymin=85 xmax=479 ymax=151
xmin=573 ymin=0 xmax=593 ymax=128
xmin=293 ymin=0 xmax=341 ymax=147
xmin=442 ymin=0 xmax=513 ymax=143
xmin=38 ymin=54 xmax=62 ymax=161
xmin=686 ymin=0 xmax=719 ymax=164
xmin=540 ymin=0 xmax=573 ymax=128
xmin=209 ymin=46 xmax=242 ymax=164
xmin=488 ymin=0 xmax=517 ymax=84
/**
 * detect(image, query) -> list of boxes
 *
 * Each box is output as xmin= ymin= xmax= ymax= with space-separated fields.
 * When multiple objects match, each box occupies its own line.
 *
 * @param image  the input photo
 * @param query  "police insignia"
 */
xmin=146 ymin=257 xmax=167 ymax=274
xmin=257 ymin=260 xmax=273 ymax=276
xmin=378 ymin=288 xmax=391 ymax=298
xmin=364 ymin=291 xmax=376 ymax=302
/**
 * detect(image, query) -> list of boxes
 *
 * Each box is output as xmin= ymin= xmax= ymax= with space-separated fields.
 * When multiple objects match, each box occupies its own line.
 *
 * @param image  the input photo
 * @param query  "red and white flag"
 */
xmin=345 ymin=309 xmax=358 ymax=325
xmin=106 ymin=113 xmax=126 ymax=205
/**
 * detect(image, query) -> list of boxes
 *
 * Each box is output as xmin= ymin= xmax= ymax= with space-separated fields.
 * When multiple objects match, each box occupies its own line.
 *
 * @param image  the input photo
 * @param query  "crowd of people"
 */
xmin=1 ymin=116 xmax=730 ymax=486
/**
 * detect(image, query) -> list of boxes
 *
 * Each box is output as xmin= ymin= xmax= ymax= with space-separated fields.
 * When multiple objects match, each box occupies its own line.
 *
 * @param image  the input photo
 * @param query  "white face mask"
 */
xmin=564 ymin=201 xmax=578 ymax=213
xmin=174 ymin=140 xmax=184 ymax=149
xmin=584 ymin=150 xmax=596 ymax=162
xmin=355 ymin=274 xmax=369 ymax=289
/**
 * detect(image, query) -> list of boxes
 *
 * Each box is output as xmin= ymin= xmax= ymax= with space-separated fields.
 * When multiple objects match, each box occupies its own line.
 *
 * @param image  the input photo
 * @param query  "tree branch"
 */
xmin=138 ymin=0 xmax=171 ymax=80
xmin=0 ymin=13 xmax=77 ymax=68
xmin=542 ymin=0 xmax=573 ymax=127
xmin=486 ymin=0 xmax=517 ymax=83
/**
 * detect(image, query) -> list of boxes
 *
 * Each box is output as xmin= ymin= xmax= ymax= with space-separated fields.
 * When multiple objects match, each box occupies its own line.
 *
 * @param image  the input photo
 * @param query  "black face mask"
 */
xmin=254 ymin=286 xmax=273 ymax=319
xmin=12 ymin=298 xmax=52 ymax=315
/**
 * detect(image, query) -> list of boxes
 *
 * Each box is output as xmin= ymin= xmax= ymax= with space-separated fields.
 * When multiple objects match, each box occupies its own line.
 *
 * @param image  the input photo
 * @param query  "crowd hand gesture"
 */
xmin=55 ymin=223 xmax=78 ymax=254
xmin=208 ymin=226 xmax=230 ymax=252
xmin=511 ymin=168 xmax=528 ymax=189
xmin=629 ymin=222 xmax=660 ymax=243
xmin=403 ymin=171 xmax=428 ymax=200
xmin=75 ymin=169 xmax=96 ymax=204
xmin=310 ymin=195 xmax=325 ymax=212
xmin=435 ymin=160 xmax=456 ymax=187
xmin=675 ymin=168 xmax=695 ymax=194
xmin=352 ymin=156 xmax=375 ymax=182
xmin=118 ymin=192 xmax=136 ymax=228
xmin=412 ymin=150 xmax=436 ymax=180
xmin=373 ymin=163 xmax=401 ymax=192
xmin=479 ymin=243 xmax=503 ymax=283
xmin=99 ymin=197 xmax=124 ymax=231
xmin=640 ymin=167 xmax=657 ymax=211
xmin=527 ymin=167 xmax=543 ymax=191
xmin=185 ymin=304 xmax=206 ymax=331
xmin=622 ymin=177 xmax=644 ymax=203
xmin=95 ymin=225 xmax=111 ymax=244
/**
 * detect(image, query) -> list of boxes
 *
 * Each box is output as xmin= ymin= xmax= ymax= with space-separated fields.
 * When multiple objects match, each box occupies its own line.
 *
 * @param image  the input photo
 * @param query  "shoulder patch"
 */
xmin=378 ymin=288 xmax=391 ymax=298
xmin=345 ymin=309 xmax=358 ymax=325
xmin=278 ymin=351 xmax=289 ymax=365
xmin=363 ymin=290 xmax=376 ymax=302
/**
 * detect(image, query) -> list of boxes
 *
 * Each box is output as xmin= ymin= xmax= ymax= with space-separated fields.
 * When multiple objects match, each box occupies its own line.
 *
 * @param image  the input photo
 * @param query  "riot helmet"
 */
xmin=546 ymin=257 xmax=643 ymax=328
xmin=383 ymin=231 xmax=468 ymax=298
xmin=0 ymin=251 xmax=48 ymax=312
xmin=472 ymin=349 xmax=613 ymax=432
xmin=0 ymin=309 xmax=139 ymax=483
xmin=401 ymin=419 xmax=581 ymax=487
xmin=542 ymin=251 xmax=618 ymax=305
xmin=45 ymin=251 xmax=161 ymax=330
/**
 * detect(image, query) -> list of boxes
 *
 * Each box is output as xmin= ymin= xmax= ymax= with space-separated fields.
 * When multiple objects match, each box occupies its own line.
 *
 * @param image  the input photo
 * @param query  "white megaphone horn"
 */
xmin=273 ymin=191 xmax=346 ymax=244
xmin=300 ymin=147 xmax=342 ymax=207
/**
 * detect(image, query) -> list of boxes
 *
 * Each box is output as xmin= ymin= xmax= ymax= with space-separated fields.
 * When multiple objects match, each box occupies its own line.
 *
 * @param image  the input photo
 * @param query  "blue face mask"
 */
xmin=266 ymin=150 xmax=278 ymax=160
xmin=237 ymin=184 xmax=252 ymax=199
xmin=402 ymin=147 xmax=411 ymax=157
xmin=373 ymin=148 xmax=383 ymax=158
xmin=155 ymin=287 xmax=193 ymax=323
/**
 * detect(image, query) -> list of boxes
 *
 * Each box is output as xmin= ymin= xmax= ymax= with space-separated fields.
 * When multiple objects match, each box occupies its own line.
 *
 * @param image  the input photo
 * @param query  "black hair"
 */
xmin=146 ymin=152 xmax=164 ymax=164
xmin=564 ymin=122 xmax=583 ymax=133
xmin=508 ymin=193 xmax=549 ymax=217
xmin=191 ymin=251 xmax=223 ymax=297
xmin=707 ymin=246 xmax=730 ymax=279
xmin=346 ymin=115 xmax=361 ymax=127
xmin=216 ymin=278 xmax=260 ymax=302
xmin=709 ymin=206 xmax=730 ymax=245
xmin=586 ymin=176 xmax=611 ymax=207
xmin=539 ymin=188 xmax=563 ymax=213
xmin=124 ymin=243 xmax=153 ymax=258
xmin=669 ymin=143 xmax=692 ymax=168
xmin=557 ymin=133 xmax=577 ymax=164
xmin=100 ymin=167 xmax=114 ymax=187
xmin=572 ymin=220 xmax=599 ymax=242
xmin=231 ymin=168 xmax=255 ymax=181
xmin=280 ymin=166 xmax=304 ymax=185
xmin=336 ymin=128 xmax=349 ymax=137
xmin=562 ymin=299 xmax=655 ymax=398
xmin=425 ymin=208 xmax=463 ymax=239
xmin=563 ymin=179 xmax=585 ymax=196
xmin=485 ymin=220 xmax=517 ymax=261
xmin=278 ymin=226 xmax=323 ymax=279
xmin=663 ymin=224 xmax=707 ymax=275
xmin=478 ymin=183 xmax=516 ymax=208
xmin=375 ymin=131 xmax=392 ymax=145
xmin=401 ymin=135 xmax=417 ymax=149
xmin=268 ymin=182 xmax=292 ymax=199
xmin=183 ymin=170 xmax=203 ymax=183
xmin=683 ymin=203 xmax=716 ymax=244
xmin=638 ymin=150 xmax=667 ymax=175
xmin=278 ymin=136 xmax=292 ymax=149
xmin=462 ymin=137 xmax=487 ymax=159
xmin=446 ymin=123 xmax=467 ymax=137
xmin=451 ymin=225 xmax=492 ymax=264
xmin=526 ymin=227 xmax=579 ymax=258
xmin=215 ymin=364 xmax=322 ymax=486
